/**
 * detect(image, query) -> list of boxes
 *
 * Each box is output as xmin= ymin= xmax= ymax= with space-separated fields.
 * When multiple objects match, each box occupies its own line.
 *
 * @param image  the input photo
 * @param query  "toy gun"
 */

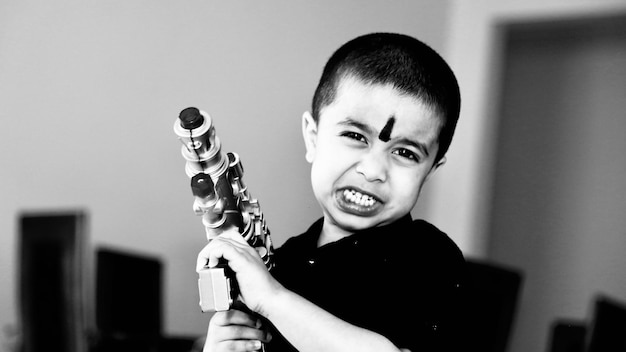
xmin=174 ymin=107 xmax=274 ymax=312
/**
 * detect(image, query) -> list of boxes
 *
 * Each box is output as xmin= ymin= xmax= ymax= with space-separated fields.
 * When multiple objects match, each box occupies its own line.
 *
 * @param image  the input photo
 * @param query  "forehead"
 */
xmin=322 ymin=76 xmax=442 ymax=143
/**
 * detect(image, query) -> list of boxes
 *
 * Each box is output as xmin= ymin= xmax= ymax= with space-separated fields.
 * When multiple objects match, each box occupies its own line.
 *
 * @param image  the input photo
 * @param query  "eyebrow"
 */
xmin=338 ymin=118 xmax=375 ymax=135
xmin=338 ymin=117 xmax=431 ymax=157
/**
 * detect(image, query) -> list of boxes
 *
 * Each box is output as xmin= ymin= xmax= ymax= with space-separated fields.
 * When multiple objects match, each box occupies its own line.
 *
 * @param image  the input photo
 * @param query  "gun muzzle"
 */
xmin=174 ymin=107 xmax=228 ymax=178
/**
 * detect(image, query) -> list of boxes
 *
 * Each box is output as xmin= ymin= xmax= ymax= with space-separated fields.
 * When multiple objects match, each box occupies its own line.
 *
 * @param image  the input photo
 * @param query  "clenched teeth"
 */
xmin=343 ymin=189 xmax=376 ymax=207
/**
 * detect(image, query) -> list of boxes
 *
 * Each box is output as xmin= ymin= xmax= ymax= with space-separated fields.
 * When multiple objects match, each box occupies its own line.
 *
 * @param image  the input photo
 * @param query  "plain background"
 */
xmin=2 ymin=1 xmax=625 ymax=352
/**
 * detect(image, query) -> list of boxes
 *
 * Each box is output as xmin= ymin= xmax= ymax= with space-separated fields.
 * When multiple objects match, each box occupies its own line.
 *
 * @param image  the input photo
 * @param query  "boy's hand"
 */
xmin=196 ymin=227 xmax=281 ymax=315
xmin=204 ymin=305 xmax=272 ymax=352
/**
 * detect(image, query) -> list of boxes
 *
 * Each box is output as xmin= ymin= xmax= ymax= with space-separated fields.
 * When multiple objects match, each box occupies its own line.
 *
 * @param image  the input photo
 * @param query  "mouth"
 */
xmin=335 ymin=187 xmax=382 ymax=216
xmin=342 ymin=189 xmax=377 ymax=206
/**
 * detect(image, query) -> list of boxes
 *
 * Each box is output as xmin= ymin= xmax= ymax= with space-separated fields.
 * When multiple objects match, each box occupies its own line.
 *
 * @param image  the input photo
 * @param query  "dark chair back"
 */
xmin=463 ymin=259 xmax=523 ymax=352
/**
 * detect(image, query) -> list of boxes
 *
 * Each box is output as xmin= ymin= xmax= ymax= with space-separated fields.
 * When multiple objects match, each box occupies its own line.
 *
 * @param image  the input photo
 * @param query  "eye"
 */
xmin=393 ymin=148 xmax=420 ymax=162
xmin=340 ymin=131 xmax=367 ymax=143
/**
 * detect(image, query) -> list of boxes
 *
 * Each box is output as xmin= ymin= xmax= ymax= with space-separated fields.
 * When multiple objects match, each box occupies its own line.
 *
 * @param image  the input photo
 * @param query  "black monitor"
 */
xmin=19 ymin=211 xmax=88 ymax=352
xmin=587 ymin=294 xmax=626 ymax=352
xmin=95 ymin=248 xmax=163 ymax=349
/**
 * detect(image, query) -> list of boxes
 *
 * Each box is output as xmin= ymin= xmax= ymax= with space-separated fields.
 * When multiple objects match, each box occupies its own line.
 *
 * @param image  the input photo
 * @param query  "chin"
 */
xmin=330 ymin=212 xmax=384 ymax=232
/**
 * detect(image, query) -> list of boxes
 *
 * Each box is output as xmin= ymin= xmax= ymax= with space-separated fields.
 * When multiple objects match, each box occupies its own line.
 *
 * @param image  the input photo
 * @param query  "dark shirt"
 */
xmin=266 ymin=215 xmax=466 ymax=352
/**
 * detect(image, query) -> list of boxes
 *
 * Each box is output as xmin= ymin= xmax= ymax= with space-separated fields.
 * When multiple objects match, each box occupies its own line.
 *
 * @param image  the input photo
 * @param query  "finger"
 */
xmin=212 ymin=339 xmax=263 ymax=352
xmin=204 ymin=241 xmax=244 ymax=268
xmin=211 ymin=309 xmax=262 ymax=328
xmin=246 ymin=340 xmax=264 ymax=351
xmin=196 ymin=243 xmax=212 ymax=272
xmin=196 ymin=234 xmax=250 ymax=273
xmin=219 ymin=229 xmax=248 ymax=246
xmin=221 ymin=326 xmax=270 ymax=342
xmin=196 ymin=239 xmax=240 ymax=272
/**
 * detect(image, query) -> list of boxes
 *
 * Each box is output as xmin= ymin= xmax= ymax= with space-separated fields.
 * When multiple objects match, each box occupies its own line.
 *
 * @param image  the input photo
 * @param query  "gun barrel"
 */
xmin=175 ymin=107 xmax=274 ymax=313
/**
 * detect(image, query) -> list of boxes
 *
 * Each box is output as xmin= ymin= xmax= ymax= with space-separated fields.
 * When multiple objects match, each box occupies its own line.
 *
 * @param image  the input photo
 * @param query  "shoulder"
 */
xmin=390 ymin=219 xmax=466 ymax=286
xmin=274 ymin=218 xmax=323 ymax=260
xmin=397 ymin=219 xmax=464 ymax=262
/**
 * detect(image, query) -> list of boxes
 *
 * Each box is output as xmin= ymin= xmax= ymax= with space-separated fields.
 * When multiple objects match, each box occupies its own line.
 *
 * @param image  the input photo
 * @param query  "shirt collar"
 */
xmin=303 ymin=214 xmax=414 ymax=249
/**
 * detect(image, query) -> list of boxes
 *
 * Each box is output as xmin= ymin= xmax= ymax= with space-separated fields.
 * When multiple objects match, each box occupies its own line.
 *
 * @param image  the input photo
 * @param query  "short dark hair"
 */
xmin=311 ymin=32 xmax=461 ymax=163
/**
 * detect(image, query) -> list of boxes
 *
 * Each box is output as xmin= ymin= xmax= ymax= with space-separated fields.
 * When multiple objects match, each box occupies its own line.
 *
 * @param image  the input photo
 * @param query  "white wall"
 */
xmin=0 ymin=0 xmax=452 ymax=343
xmin=491 ymin=23 xmax=626 ymax=352
xmin=438 ymin=0 xmax=626 ymax=256
xmin=442 ymin=1 xmax=626 ymax=352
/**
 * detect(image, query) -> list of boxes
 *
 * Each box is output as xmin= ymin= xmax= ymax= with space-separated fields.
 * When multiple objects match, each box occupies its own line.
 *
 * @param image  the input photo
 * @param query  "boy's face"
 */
xmin=303 ymin=76 xmax=445 ymax=234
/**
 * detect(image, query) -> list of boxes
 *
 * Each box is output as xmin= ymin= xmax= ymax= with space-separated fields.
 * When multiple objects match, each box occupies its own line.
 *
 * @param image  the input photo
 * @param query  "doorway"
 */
xmin=488 ymin=15 xmax=626 ymax=352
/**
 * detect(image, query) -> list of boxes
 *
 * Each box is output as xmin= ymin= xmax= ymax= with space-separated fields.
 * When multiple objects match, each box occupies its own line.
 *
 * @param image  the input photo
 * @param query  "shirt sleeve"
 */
xmin=385 ymin=225 xmax=467 ymax=352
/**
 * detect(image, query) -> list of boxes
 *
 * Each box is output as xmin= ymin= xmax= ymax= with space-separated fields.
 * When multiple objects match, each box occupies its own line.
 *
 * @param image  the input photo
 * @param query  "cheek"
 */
xmin=313 ymin=138 xmax=349 ymax=171
xmin=396 ymin=182 xmax=420 ymax=203
xmin=310 ymin=160 xmax=331 ymax=192
xmin=309 ymin=151 xmax=348 ymax=196
xmin=393 ymin=170 xmax=428 ymax=201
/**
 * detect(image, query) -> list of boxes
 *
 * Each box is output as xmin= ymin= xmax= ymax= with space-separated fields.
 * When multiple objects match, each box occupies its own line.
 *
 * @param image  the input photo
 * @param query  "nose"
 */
xmin=355 ymin=150 xmax=388 ymax=183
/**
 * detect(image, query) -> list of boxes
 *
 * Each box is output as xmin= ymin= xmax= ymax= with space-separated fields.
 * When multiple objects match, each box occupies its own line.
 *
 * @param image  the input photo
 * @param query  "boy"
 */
xmin=197 ymin=32 xmax=465 ymax=352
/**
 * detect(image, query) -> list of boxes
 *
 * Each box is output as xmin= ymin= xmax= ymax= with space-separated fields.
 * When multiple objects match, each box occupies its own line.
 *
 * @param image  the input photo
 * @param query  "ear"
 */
xmin=424 ymin=156 xmax=446 ymax=182
xmin=302 ymin=111 xmax=318 ymax=163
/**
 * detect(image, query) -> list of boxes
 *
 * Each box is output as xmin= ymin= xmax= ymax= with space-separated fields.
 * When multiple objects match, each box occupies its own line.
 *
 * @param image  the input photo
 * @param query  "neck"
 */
xmin=317 ymin=218 xmax=355 ymax=247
